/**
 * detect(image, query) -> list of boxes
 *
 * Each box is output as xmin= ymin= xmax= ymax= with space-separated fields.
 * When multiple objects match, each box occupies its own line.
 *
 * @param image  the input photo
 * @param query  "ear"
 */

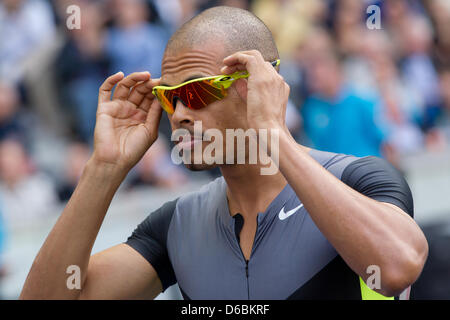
xmin=234 ymin=79 xmax=248 ymax=103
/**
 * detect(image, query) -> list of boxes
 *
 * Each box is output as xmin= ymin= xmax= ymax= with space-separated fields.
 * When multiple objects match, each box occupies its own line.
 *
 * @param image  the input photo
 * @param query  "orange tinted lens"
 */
xmin=182 ymin=80 xmax=225 ymax=110
xmin=155 ymin=88 xmax=175 ymax=114
xmin=156 ymin=79 xmax=226 ymax=114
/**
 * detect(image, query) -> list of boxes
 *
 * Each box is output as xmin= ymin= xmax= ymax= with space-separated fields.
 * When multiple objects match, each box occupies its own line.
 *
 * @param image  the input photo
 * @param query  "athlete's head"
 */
xmin=160 ymin=6 xmax=280 ymax=171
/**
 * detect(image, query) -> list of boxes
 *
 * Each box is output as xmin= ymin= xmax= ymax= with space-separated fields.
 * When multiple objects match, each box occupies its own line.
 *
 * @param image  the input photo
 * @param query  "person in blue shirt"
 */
xmin=105 ymin=0 xmax=169 ymax=78
xmin=301 ymin=52 xmax=386 ymax=157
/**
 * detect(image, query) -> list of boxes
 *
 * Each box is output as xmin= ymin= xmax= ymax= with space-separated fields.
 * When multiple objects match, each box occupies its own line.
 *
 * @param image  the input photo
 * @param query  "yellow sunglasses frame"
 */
xmin=152 ymin=59 xmax=281 ymax=114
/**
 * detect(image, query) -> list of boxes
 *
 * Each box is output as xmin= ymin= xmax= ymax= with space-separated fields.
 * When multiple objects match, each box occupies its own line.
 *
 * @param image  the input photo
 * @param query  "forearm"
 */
xmin=276 ymin=131 xmax=427 ymax=295
xmin=20 ymin=158 xmax=127 ymax=299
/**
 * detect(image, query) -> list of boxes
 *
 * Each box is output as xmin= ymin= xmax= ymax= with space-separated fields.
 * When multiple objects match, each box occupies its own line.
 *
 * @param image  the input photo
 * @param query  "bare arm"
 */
xmin=79 ymin=244 xmax=163 ymax=300
xmin=20 ymin=71 xmax=163 ymax=299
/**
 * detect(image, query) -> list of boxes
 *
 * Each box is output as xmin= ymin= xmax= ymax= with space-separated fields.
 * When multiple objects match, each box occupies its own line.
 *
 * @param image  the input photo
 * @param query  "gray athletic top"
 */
xmin=125 ymin=149 xmax=414 ymax=300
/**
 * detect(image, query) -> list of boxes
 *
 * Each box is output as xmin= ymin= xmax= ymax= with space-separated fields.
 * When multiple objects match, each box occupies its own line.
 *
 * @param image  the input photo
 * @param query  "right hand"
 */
xmin=92 ymin=71 xmax=162 ymax=171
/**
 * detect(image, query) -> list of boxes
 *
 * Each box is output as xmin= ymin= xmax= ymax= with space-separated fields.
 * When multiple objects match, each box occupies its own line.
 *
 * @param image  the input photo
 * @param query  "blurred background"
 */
xmin=0 ymin=0 xmax=449 ymax=299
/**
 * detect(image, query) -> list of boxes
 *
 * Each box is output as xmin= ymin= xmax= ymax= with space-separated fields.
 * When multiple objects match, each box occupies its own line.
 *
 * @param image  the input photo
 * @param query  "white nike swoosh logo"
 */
xmin=278 ymin=204 xmax=304 ymax=220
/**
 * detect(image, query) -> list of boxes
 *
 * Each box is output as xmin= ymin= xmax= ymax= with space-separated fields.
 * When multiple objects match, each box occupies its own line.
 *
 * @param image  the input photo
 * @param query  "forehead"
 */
xmin=161 ymin=42 xmax=226 ymax=86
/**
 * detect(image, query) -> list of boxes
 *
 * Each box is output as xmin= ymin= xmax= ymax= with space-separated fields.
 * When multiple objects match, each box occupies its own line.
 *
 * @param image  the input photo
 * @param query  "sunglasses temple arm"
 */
xmin=271 ymin=59 xmax=281 ymax=68
xmin=233 ymin=72 xmax=250 ymax=80
xmin=232 ymin=59 xmax=279 ymax=79
xmin=234 ymin=59 xmax=279 ymax=77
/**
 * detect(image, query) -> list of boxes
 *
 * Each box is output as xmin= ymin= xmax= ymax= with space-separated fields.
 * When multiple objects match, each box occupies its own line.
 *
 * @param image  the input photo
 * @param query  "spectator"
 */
xmin=287 ymin=27 xmax=339 ymax=107
xmin=426 ymin=69 xmax=450 ymax=151
xmin=217 ymin=0 xmax=250 ymax=10
xmin=301 ymin=51 xmax=386 ymax=157
xmin=252 ymin=0 xmax=326 ymax=57
xmin=128 ymin=136 xmax=188 ymax=189
xmin=423 ymin=0 xmax=450 ymax=68
xmin=0 ymin=139 xmax=58 ymax=228
xmin=437 ymin=69 xmax=450 ymax=129
xmin=343 ymin=29 xmax=425 ymax=162
xmin=0 ymin=82 xmax=25 ymax=142
xmin=106 ymin=0 xmax=169 ymax=77
xmin=54 ymin=0 xmax=110 ymax=143
xmin=0 ymin=0 xmax=56 ymax=84
xmin=153 ymin=0 xmax=202 ymax=32
xmin=57 ymin=141 xmax=91 ymax=202
xmin=398 ymin=15 xmax=441 ymax=132
xmin=332 ymin=0 xmax=366 ymax=56
xmin=362 ymin=31 xmax=424 ymax=160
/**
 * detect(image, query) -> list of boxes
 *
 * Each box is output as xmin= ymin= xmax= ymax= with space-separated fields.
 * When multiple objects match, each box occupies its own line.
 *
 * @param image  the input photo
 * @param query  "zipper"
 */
xmin=236 ymin=240 xmax=250 ymax=299
xmin=245 ymin=260 xmax=249 ymax=277
xmin=234 ymin=213 xmax=256 ymax=300
xmin=245 ymin=259 xmax=249 ymax=299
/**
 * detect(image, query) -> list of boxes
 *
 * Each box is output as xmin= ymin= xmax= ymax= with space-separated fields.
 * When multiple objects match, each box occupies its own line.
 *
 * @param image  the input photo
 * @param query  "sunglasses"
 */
xmin=152 ymin=59 xmax=281 ymax=114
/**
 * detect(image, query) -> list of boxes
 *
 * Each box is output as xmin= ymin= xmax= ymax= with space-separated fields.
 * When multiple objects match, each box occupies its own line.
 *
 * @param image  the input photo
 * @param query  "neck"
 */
xmin=220 ymin=144 xmax=312 ymax=219
xmin=221 ymin=162 xmax=287 ymax=220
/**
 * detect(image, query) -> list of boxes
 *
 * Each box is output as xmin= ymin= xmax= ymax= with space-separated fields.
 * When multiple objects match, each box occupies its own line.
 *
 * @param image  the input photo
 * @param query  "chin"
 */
xmin=183 ymin=162 xmax=219 ymax=171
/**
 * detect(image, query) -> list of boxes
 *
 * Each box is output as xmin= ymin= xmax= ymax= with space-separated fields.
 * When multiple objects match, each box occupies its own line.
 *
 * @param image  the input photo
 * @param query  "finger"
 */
xmin=113 ymin=71 xmax=151 ymax=100
xmin=222 ymin=52 xmax=259 ymax=75
xmin=222 ymin=50 xmax=277 ymax=75
xmin=128 ymin=78 xmax=161 ymax=107
xmin=137 ymin=94 xmax=153 ymax=113
xmin=223 ymin=50 xmax=264 ymax=66
xmin=98 ymin=72 xmax=124 ymax=104
xmin=227 ymin=50 xmax=265 ymax=62
xmin=144 ymin=99 xmax=163 ymax=133
xmin=222 ymin=54 xmax=272 ymax=81
xmin=220 ymin=63 xmax=247 ymax=75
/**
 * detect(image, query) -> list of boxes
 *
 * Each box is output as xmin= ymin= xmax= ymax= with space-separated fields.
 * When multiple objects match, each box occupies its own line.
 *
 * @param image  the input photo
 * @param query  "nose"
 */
xmin=170 ymin=98 xmax=195 ymax=127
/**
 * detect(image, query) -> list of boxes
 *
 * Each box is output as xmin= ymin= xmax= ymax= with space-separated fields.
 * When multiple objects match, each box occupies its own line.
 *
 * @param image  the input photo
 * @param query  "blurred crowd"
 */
xmin=1 ymin=0 xmax=450 ymax=294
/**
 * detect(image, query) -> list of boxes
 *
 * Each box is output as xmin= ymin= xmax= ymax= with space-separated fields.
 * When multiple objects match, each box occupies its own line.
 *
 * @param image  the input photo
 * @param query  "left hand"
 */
xmin=221 ymin=50 xmax=290 ymax=132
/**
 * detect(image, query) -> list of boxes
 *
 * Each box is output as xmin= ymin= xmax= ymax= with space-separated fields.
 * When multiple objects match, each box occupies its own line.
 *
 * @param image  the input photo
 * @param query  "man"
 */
xmin=301 ymin=49 xmax=386 ymax=158
xmin=20 ymin=6 xmax=428 ymax=300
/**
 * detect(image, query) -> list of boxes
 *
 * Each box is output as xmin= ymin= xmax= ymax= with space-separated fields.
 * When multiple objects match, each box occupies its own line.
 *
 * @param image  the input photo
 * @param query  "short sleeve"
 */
xmin=341 ymin=156 xmax=414 ymax=218
xmin=125 ymin=199 xmax=178 ymax=291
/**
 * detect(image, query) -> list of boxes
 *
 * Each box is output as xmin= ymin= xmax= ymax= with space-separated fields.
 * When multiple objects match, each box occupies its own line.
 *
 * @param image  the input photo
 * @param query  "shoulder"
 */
xmin=137 ymin=176 xmax=226 ymax=233
xmin=308 ymin=149 xmax=358 ymax=179
xmin=309 ymin=149 xmax=414 ymax=218
xmin=174 ymin=176 xmax=226 ymax=221
xmin=340 ymin=155 xmax=414 ymax=217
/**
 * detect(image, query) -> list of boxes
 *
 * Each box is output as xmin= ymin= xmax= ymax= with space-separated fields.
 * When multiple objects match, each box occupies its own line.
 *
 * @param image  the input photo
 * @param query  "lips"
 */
xmin=175 ymin=134 xmax=203 ymax=150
